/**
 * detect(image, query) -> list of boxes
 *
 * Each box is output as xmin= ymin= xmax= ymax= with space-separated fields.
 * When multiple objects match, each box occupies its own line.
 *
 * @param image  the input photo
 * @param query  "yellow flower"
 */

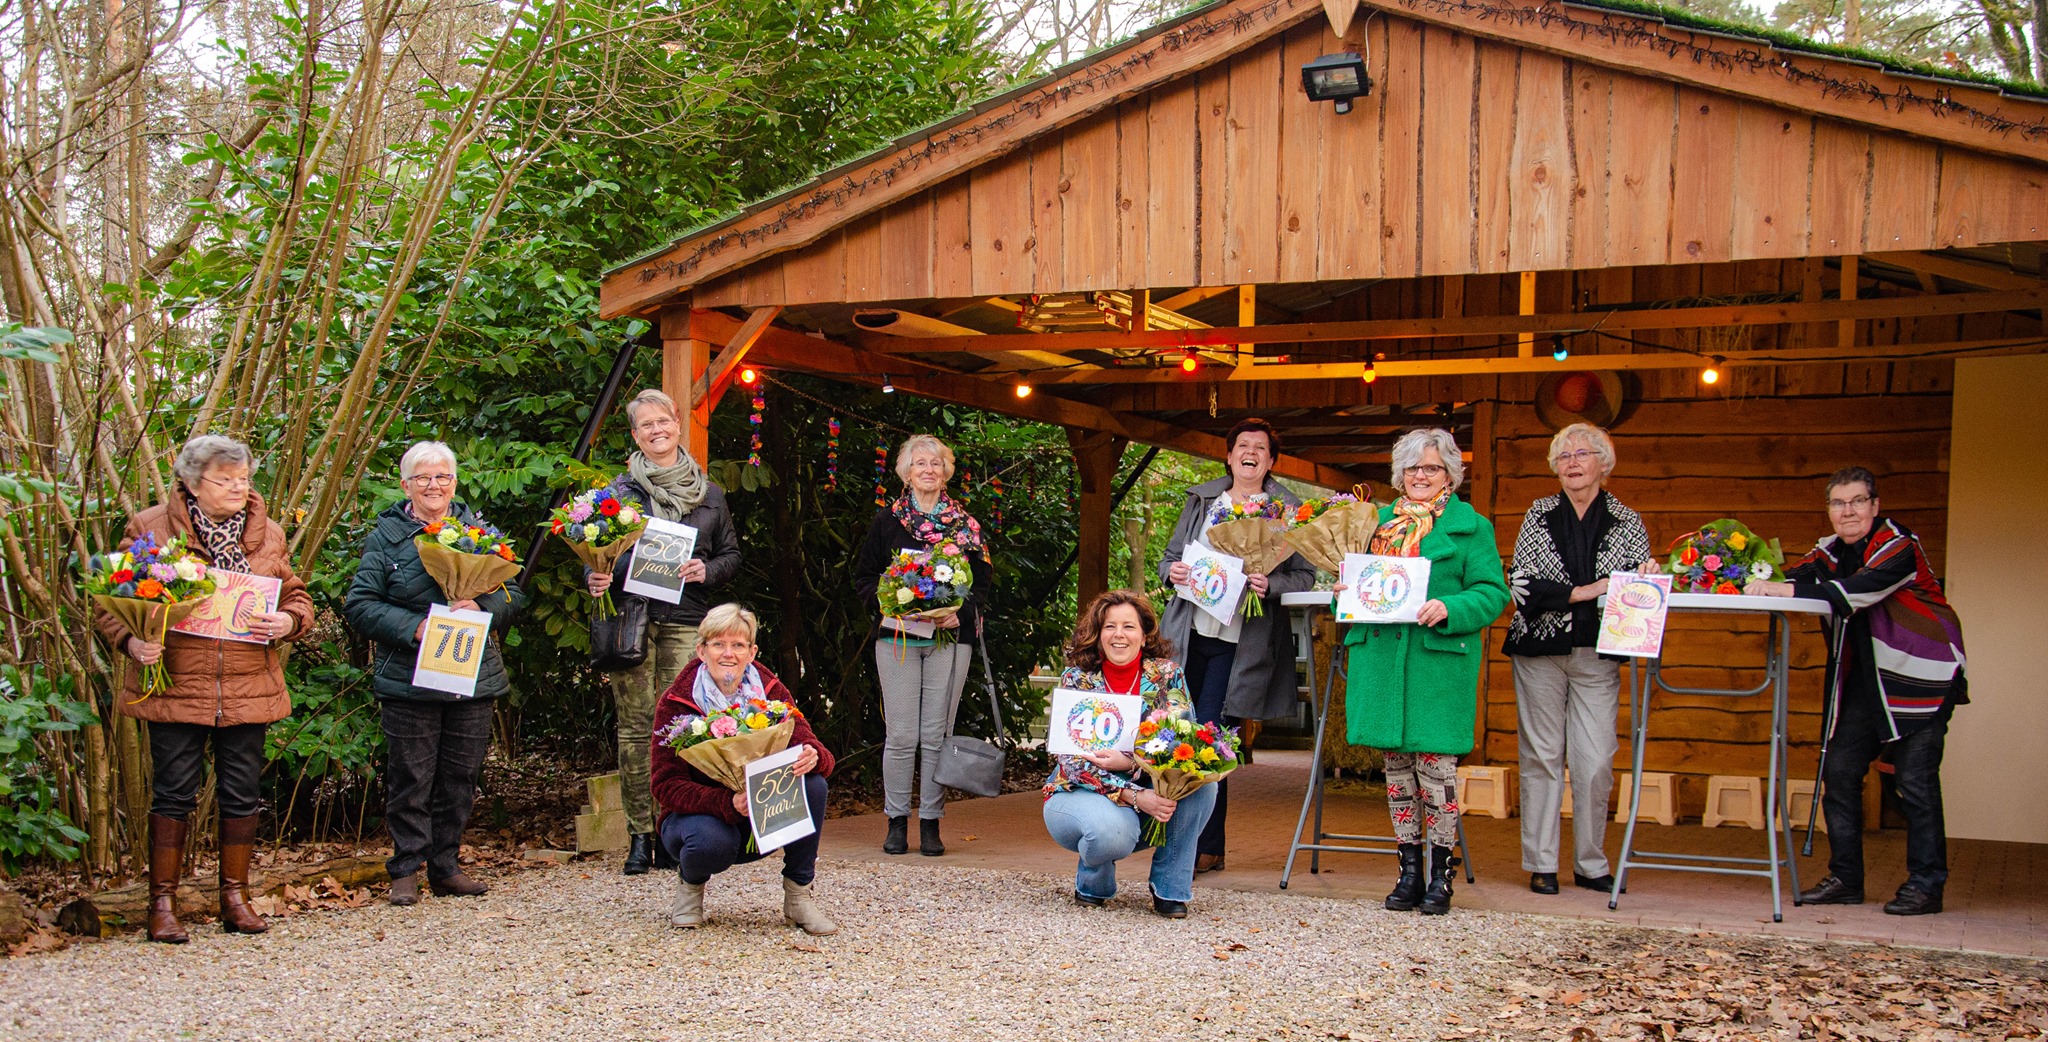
xmin=745 ymin=713 xmax=769 ymax=730
xmin=1198 ymin=747 xmax=1220 ymax=764
xmin=1726 ymin=531 xmax=1748 ymax=551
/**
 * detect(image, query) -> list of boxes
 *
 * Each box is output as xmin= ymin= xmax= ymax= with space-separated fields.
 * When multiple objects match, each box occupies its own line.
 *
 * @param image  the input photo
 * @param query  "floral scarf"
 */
xmin=890 ymin=491 xmax=985 ymax=554
xmin=182 ymin=488 xmax=251 ymax=573
xmin=1369 ymin=488 xmax=1453 ymax=559
xmin=691 ymin=660 xmax=766 ymax=714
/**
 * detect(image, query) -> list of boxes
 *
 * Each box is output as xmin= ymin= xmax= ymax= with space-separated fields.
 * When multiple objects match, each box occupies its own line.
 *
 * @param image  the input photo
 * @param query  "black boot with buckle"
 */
xmin=1384 ymin=842 xmax=1425 ymax=911
xmin=1419 ymin=845 xmax=1459 ymax=916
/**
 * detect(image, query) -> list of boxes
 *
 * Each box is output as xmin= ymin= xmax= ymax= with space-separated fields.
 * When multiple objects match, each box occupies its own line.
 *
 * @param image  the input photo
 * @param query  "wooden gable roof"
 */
xmin=600 ymin=0 xmax=2048 ymax=318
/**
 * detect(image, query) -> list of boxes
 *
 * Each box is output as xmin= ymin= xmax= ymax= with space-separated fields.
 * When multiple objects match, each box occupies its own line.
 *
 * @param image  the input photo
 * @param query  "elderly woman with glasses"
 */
xmin=1335 ymin=428 xmax=1508 ymax=915
xmin=1502 ymin=423 xmax=1657 ymax=897
xmin=95 ymin=435 xmax=315 ymax=942
xmin=651 ymin=603 xmax=836 ymax=934
xmin=582 ymin=388 xmax=743 ymax=876
xmin=344 ymin=441 xmax=525 ymax=907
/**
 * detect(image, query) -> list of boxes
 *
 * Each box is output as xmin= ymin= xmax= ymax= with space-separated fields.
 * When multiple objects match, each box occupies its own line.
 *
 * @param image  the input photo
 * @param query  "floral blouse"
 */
xmin=1041 ymin=657 xmax=1193 ymax=799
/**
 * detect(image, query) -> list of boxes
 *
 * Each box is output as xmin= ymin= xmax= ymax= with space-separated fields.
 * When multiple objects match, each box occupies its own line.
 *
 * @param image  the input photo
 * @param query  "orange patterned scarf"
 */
xmin=1368 ymin=489 xmax=1453 ymax=559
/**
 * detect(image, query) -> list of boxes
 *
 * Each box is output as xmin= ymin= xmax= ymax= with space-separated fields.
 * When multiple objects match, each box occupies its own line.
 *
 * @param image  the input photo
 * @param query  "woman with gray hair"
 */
xmin=1335 ymin=427 xmax=1508 ymax=915
xmin=851 ymin=433 xmax=992 ymax=857
xmin=581 ymin=388 xmax=743 ymax=875
xmin=344 ymin=440 xmax=525 ymax=907
xmin=1502 ymin=422 xmax=1657 ymax=897
xmin=94 ymin=434 xmax=314 ymax=942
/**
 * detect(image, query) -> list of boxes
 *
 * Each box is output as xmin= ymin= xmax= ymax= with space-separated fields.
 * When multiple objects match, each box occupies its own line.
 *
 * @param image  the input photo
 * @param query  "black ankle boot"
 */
xmin=883 ymin=816 xmax=909 ymax=855
xmin=920 ymin=818 xmax=944 ymax=856
xmin=623 ymin=832 xmax=655 ymax=876
xmin=1419 ymin=845 xmax=1458 ymax=915
xmin=1384 ymin=842 xmax=1425 ymax=911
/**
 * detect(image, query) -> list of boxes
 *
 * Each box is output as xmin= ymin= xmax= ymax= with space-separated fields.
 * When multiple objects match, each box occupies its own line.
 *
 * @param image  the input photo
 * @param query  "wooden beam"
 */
xmin=660 ymin=306 xmax=713 ymax=465
xmin=722 ymin=317 xmax=1366 ymax=489
xmin=1869 ymin=251 xmax=2040 ymax=292
xmin=850 ymin=287 xmax=2048 ymax=356
xmin=1069 ymin=429 xmax=1129 ymax=608
xmin=598 ymin=0 xmax=1326 ymax=318
xmin=1237 ymin=285 xmax=1256 ymax=367
xmin=1376 ymin=0 xmax=2048 ymax=163
xmin=1517 ymin=271 xmax=1537 ymax=358
xmin=1838 ymin=255 xmax=1860 ymax=348
xmin=691 ymin=305 xmax=782 ymax=406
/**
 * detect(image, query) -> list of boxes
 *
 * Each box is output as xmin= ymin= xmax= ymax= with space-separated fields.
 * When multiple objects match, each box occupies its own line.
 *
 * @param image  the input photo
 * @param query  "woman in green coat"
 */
xmin=1339 ymin=428 xmax=1508 ymax=915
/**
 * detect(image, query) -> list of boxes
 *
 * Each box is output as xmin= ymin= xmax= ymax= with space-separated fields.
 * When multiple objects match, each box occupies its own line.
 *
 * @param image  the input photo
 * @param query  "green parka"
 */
xmin=343 ymin=502 xmax=525 ymax=701
xmin=1343 ymin=495 xmax=1509 ymax=755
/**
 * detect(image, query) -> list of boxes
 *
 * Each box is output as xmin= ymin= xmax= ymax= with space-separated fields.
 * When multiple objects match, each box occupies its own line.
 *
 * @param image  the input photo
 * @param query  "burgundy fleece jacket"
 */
xmin=650 ymin=659 xmax=835 ymax=827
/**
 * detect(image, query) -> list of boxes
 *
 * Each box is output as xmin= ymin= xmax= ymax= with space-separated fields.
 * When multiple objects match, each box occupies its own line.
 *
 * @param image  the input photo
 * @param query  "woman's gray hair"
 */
xmin=398 ymin=441 xmax=458 ymax=482
xmin=1547 ymin=422 xmax=1616 ymax=479
xmin=894 ymin=434 xmax=956 ymax=484
xmin=623 ymin=388 xmax=679 ymax=429
xmin=174 ymin=435 xmax=255 ymax=488
xmin=698 ymin=603 xmax=759 ymax=644
xmin=1389 ymin=428 xmax=1465 ymax=490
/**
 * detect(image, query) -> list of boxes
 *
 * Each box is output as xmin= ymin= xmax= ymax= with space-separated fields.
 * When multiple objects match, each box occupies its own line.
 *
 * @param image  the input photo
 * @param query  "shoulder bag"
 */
xmin=933 ymin=626 xmax=1007 ymax=798
xmin=587 ymin=593 xmax=649 ymax=672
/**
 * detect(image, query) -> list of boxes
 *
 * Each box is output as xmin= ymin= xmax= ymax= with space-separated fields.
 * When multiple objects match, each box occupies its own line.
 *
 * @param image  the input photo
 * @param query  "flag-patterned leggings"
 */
xmin=1384 ymin=751 xmax=1460 ymax=848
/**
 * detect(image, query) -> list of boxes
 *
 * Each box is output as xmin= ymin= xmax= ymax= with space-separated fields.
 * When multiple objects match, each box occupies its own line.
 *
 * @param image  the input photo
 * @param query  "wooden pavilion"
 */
xmin=598 ymin=0 xmax=2048 ymax=840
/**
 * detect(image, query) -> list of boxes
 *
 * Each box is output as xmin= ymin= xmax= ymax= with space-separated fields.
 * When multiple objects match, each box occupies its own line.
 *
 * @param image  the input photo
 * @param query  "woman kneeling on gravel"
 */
xmin=1041 ymin=590 xmax=1216 ymax=919
xmin=649 ymin=603 xmax=837 ymax=935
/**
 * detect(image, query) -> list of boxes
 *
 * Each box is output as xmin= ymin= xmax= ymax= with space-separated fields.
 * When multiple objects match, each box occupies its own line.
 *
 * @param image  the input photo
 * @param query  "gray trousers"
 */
xmin=1513 ymin=648 xmax=1621 ymax=876
xmin=875 ymin=640 xmax=970 ymax=820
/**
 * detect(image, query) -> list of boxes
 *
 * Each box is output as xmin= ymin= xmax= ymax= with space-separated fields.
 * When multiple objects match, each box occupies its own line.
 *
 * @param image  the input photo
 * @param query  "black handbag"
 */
xmin=934 ymin=627 xmax=1007 ymax=798
xmin=587 ymin=593 xmax=649 ymax=672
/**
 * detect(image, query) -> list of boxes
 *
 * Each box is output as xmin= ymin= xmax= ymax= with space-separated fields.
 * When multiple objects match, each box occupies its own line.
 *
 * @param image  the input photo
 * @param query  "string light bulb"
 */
xmin=1179 ymin=348 xmax=1200 ymax=374
xmin=881 ymin=374 xmax=896 ymax=394
xmin=1700 ymin=364 xmax=1721 ymax=385
xmin=1361 ymin=361 xmax=1378 ymax=384
xmin=1014 ymin=382 xmax=1033 ymax=399
xmin=738 ymin=366 xmax=758 ymax=385
xmin=1551 ymin=338 xmax=1569 ymax=362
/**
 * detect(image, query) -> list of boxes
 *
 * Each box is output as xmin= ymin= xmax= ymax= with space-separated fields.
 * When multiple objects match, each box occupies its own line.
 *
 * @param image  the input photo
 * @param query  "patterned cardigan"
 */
xmin=1502 ymin=491 xmax=1651 ymax=658
xmin=1041 ymin=658 xmax=1192 ymax=799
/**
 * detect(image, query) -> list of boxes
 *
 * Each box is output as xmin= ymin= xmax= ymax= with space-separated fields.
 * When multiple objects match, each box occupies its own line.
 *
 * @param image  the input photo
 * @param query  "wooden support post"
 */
xmin=1838 ymin=255 xmax=1860 ymax=348
xmin=1799 ymin=256 xmax=1828 ymax=349
xmin=660 ymin=306 xmax=712 ymax=465
xmin=1068 ymin=428 xmax=1128 ymax=609
xmin=1237 ymin=285 xmax=1256 ymax=368
xmin=1517 ymin=271 xmax=1537 ymax=357
xmin=1130 ymin=288 xmax=1150 ymax=333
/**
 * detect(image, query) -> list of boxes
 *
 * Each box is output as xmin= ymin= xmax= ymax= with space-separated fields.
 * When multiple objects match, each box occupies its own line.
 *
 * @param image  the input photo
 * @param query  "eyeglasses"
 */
xmin=201 ymin=475 xmax=252 ymax=491
xmin=701 ymin=640 xmax=754 ymax=654
xmin=1826 ymin=494 xmax=1874 ymax=512
xmin=1403 ymin=464 xmax=1447 ymax=478
xmin=1552 ymin=449 xmax=1598 ymax=464
xmin=407 ymin=474 xmax=456 ymax=487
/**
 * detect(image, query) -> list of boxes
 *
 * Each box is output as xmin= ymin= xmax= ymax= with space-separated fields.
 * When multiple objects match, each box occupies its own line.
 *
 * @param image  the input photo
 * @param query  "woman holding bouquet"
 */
xmin=583 ymin=388 xmax=743 ymax=875
xmin=852 ymin=433 xmax=992 ymax=858
xmin=1042 ymin=590 xmax=1217 ymax=918
xmin=1157 ymin=418 xmax=1315 ymax=872
xmin=95 ymin=435 xmax=314 ymax=943
xmin=1338 ymin=428 xmax=1509 ymax=915
xmin=344 ymin=441 xmax=525 ymax=907
xmin=650 ymin=603 xmax=836 ymax=934
xmin=1502 ymin=422 xmax=1656 ymax=897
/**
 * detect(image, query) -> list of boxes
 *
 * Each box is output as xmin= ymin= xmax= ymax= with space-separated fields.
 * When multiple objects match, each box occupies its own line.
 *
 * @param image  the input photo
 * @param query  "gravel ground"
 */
xmin=3 ymin=857 xmax=2041 ymax=1041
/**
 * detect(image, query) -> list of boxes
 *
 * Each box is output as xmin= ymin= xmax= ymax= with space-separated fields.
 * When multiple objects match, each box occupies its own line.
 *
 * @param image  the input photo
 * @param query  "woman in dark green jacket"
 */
xmin=1339 ymin=428 xmax=1508 ymax=916
xmin=344 ymin=441 xmax=524 ymax=906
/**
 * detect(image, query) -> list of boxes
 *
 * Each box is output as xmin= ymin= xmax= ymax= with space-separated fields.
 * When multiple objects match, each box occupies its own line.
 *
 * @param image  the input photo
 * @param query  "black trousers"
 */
xmin=1822 ymin=687 xmax=1951 ymax=894
xmin=148 ymin=721 xmax=267 ymax=820
xmin=1186 ymin=633 xmax=1237 ymax=859
xmin=380 ymin=698 xmax=495 ymax=881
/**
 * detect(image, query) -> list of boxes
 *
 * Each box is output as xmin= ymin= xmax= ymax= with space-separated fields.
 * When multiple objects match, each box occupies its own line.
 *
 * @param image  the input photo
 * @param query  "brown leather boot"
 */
xmin=218 ymin=814 xmax=269 ymax=934
xmin=147 ymin=814 xmax=190 ymax=944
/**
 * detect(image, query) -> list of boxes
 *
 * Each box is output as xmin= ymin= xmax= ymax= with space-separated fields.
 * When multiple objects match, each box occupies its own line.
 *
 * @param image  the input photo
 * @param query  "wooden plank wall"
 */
xmin=694 ymin=15 xmax=2048 ymax=308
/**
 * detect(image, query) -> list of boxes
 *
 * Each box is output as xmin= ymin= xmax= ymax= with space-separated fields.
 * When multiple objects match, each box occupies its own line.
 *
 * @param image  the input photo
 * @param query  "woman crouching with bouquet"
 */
xmin=1041 ymin=590 xmax=1217 ymax=919
xmin=650 ymin=603 xmax=836 ymax=934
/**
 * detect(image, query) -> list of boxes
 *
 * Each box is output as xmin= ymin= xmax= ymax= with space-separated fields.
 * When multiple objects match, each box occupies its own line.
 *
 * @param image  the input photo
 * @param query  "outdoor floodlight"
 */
xmin=1302 ymin=52 xmax=1371 ymax=114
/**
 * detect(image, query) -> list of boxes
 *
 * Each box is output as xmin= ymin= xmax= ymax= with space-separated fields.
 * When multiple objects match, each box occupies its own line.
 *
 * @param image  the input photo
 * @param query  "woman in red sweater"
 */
xmin=650 ymin=603 xmax=837 ymax=934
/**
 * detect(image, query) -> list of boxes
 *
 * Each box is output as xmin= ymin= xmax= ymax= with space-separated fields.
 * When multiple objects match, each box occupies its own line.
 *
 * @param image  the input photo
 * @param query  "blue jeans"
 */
xmin=658 ymin=775 xmax=827 ymax=886
xmin=1185 ymin=633 xmax=1237 ymax=858
xmin=1042 ymin=784 xmax=1218 ymax=903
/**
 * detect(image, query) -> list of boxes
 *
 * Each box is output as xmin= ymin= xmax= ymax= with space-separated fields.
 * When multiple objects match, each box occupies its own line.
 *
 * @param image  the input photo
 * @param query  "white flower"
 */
xmin=933 ymin=565 xmax=954 ymax=583
xmin=1143 ymin=738 xmax=1171 ymax=755
xmin=173 ymin=557 xmax=202 ymax=582
xmin=1750 ymin=561 xmax=1772 ymax=580
xmin=618 ymin=507 xmax=639 ymax=525
xmin=583 ymin=523 xmax=600 ymax=541
xmin=895 ymin=587 xmax=916 ymax=604
xmin=689 ymin=719 xmax=707 ymax=735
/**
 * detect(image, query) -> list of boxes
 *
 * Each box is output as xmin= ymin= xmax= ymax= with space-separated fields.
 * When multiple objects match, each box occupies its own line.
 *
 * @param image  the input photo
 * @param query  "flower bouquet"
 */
xmin=878 ymin=543 xmax=973 ymax=644
xmin=1203 ymin=495 xmax=1290 ymax=617
xmin=1129 ymin=710 xmax=1242 ymax=846
xmin=1281 ymin=493 xmax=1379 ymax=575
xmin=83 ymin=533 xmax=217 ymax=697
xmin=414 ymin=517 xmax=521 ymax=603
xmin=1666 ymin=519 xmax=1785 ymax=594
xmin=658 ymin=698 xmax=804 ymax=850
xmin=550 ymin=487 xmax=646 ymax=619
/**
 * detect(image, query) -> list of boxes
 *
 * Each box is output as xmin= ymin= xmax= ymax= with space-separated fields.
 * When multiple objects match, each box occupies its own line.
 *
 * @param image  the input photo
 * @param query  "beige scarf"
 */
xmin=628 ymin=450 xmax=708 ymax=520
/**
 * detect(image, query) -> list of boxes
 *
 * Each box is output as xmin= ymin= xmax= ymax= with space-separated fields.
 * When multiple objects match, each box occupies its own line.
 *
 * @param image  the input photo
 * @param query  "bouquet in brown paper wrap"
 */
xmin=1283 ymin=493 xmax=1381 ymax=575
xmin=1202 ymin=495 xmax=1291 ymax=617
xmin=657 ymin=699 xmax=803 ymax=849
xmin=1130 ymin=709 xmax=1243 ymax=846
xmin=83 ymin=533 xmax=216 ymax=698
xmin=414 ymin=517 xmax=520 ymax=602
xmin=549 ymin=487 xmax=647 ymax=619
